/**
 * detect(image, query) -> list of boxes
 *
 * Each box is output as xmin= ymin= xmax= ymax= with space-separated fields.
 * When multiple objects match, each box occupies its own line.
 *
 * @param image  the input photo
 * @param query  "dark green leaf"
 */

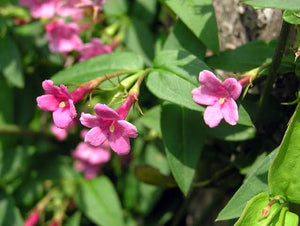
xmin=0 ymin=189 xmax=23 ymax=226
xmin=206 ymin=123 xmax=255 ymax=141
xmin=0 ymin=146 xmax=33 ymax=185
xmin=269 ymin=104 xmax=300 ymax=204
xmin=138 ymin=105 xmax=162 ymax=135
xmin=161 ymin=104 xmax=205 ymax=195
xmin=125 ymin=18 xmax=154 ymax=66
xmin=74 ymin=176 xmax=124 ymax=226
xmin=135 ymin=165 xmax=176 ymax=187
xmin=0 ymin=34 xmax=24 ymax=88
xmin=64 ymin=212 xmax=82 ymax=226
xmin=164 ymin=20 xmax=206 ymax=60
xmin=206 ymin=41 xmax=276 ymax=72
xmin=51 ymin=52 xmax=144 ymax=85
xmin=243 ymin=0 xmax=300 ymax=10
xmin=217 ymin=149 xmax=277 ymax=221
xmin=132 ymin=0 xmax=157 ymax=24
xmin=164 ymin=0 xmax=219 ymax=53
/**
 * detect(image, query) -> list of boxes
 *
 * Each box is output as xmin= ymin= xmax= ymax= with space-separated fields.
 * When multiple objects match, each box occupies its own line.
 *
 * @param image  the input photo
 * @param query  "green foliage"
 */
xmin=0 ymin=34 xmax=24 ymax=88
xmin=283 ymin=11 xmax=300 ymax=25
xmin=51 ymin=52 xmax=144 ymax=84
xmin=163 ymin=0 xmax=219 ymax=53
xmin=269 ymin=104 xmax=300 ymax=204
xmin=74 ymin=176 xmax=124 ymax=226
xmin=161 ymin=103 xmax=205 ymax=195
xmin=243 ymin=0 xmax=300 ymax=10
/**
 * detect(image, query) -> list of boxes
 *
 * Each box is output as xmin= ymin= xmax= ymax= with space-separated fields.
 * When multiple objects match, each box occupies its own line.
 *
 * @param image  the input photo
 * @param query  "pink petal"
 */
xmin=53 ymin=107 xmax=74 ymax=128
xmin=192 ymin=86 xmax=220 ymax=106
xmin=36 ymin=95 xmax=59 ymax=111
xmin=221 ymin=98 xmax=239 ymax=126
xmin=117 ymin=120 xmax=138 ymax=138
xmin=80 ymin=113 xmax=99 ymax=128
xmin=42 ymin=80 xmax=60 ymax=95
xmin=94 ymin=104 xmax=120 ymax=120
xmin=84 ymin=127 xmax=107 ymax=146
xmin=203 ymin=104 xmax=223 ymax=128
xmin=109 ymin=132 xmax=131 ymax=155
xmin=68 ymin=99 xmax=77 ymax=118
xmin=199 ymin=70 xmax=223 ymax=90
xmin=223 ymin=78 xmax=242 ymax=100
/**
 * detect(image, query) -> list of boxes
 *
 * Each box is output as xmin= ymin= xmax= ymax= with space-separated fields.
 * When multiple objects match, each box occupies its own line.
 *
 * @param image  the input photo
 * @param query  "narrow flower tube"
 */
xmin=24 ymin=210 xmax=40 ymax=226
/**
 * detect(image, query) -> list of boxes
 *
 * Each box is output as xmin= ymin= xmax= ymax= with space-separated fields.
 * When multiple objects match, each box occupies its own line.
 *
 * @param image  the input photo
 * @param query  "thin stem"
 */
xmin=0 ymin=124 xmax=51 ymax=138
xmin=255 ymin=20 xmax=291 ymax=125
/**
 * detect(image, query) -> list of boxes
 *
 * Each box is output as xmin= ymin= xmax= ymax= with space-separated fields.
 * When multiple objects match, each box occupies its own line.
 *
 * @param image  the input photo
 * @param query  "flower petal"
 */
xmin=221 ymin=98 xmax=239 ymax=126
xmin=42 ymin=80 xmax=60 ymax=95
xmin=53 ymin=107 xmax=74 ymax=128
xmin=80 ymin=112 xmax=99 ymax=128
xmin=223 ymin=78 xmax=242 ymax=100
xmin=117 ymin=120 xmax=138 ymax=138
xmin=84 ymin=127 xmax=107 ymax=146
xmin=36 ymin=94 xmax=59 ymax=111
xmin=94 ymin=104 xmax=120 ymax=120
xmin=192 ymin=86 xmax=220 ymax=106
xmin=203 ymin=103 xmax=223 ymax=128
xmin=109 ymin=130 xmax=131 ymax=155
xmin=199 ymin=70 xmax=222 ymax=89
xmin=68 ymin=99 xmax=77 ymax=118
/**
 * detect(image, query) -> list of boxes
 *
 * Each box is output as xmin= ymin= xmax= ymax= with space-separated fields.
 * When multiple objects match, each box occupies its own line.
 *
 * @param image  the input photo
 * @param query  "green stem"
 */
xmin=0 ymin=124 xmax=52 ymax=139
xmin=256 ymin=20 xmax=291 ymax=125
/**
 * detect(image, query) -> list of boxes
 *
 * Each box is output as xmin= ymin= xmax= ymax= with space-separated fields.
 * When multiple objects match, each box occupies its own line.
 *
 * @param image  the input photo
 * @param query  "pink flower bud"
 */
xmin=24 ymin=210 xmax=39 ymax=226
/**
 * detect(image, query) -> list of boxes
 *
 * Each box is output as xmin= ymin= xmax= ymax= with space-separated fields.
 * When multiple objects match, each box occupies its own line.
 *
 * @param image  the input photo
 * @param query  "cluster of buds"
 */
xmin=37 ymin=71 xmax=143 ymax=179
xmin=19 ymin=0 xmax=114 ymax=62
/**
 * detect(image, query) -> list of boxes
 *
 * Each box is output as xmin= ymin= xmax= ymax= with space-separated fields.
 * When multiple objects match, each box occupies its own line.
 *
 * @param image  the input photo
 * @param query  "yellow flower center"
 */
xmin=109 ymin=123 xmax=115 ymax=133
xmin=219 ymin=98 xmax=226 ymax=104
xmin=59 ymin=101 xmax=66 ymax=108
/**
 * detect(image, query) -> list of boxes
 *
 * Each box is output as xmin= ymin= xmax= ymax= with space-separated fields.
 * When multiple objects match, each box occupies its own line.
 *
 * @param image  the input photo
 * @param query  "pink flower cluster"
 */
xmin=192 ymin=70 xmax=243 ymax=128
xmin=37 ymin=80 xmax=138 ymax=179
xmin=19 ymin=0 xmax=112 ymax=60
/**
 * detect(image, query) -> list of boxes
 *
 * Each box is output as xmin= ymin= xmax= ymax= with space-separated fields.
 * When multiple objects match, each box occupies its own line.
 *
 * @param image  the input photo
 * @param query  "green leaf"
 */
xmin=217 ymin=149 xmax=277 ymax=221
xmin=234 ymin=192 xmax=282 ymax=226
xmin=0 ymin=146 xmax=33 ymax=185
xmin=243 ymin=0 xmax=300 ymax=11
xmin=269 ymin=104 xmax=300 ymax=204
xmin=125 ymin=18 xmax=154 ymax=66
xmin=146 ymin=50 xmax=209 ymax=112
xmin=206 ymin=123 xmax=255 ymax=141
xmin=74 ymin=176 xmax=124 ymax=226
xmin=103 ymin=0 xmax=128 ymax=15
xmin=138 ymin=105 xmax=162 ymax=135
xmin=132 ymin=0 xmax=157 ymax=24
xmin=51 ymin=52 xmax=144 ymax=85
xmin=161 ymin=104 xmax=205 ymax=195
xmin=285 ymin=211 xmax=299 ymax=226
xmin=64 ymin=212 xmax=82 ymax=226
xmin=206 ymin=41 xmax=276 ymax=72
xmin=163 ymin=20 xmax=206 ymax=60
xmin=283 ymin=11 xmax=300 ymax=25
xmin=134 ymin=165 xmax=176 ymax=187
xmin=0 ymin=34 xmax=24 ymax=88
xmin=0 ymin=189 xmax=23 ymax=226
xmin=164 ymin=0 xmax=219 ymax=53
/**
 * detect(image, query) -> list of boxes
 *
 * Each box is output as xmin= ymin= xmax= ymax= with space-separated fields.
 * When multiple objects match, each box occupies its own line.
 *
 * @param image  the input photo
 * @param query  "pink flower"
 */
xmin=78 ymin=38 xmax=113 ymax=61
xmin=19 ymin=0 xmax=58 ymax=19
xmin=36 ymin=80 xmax=77 ymax=128
xmin=55 ymin=0 xmax=84 ymax=22
xmin=72 ymin=142 xmax=111 ymax=165
xmin=45 ymin=20 xmax=83 ymax=53
xmin=192 ymin=70 xmax=242 ymax=128
xmin=74 ymin=160 xmax=101 ymax=179
xmin=80 ymin=103 xmax=138 ymax=155
xmin=24 ymin=210 xmax=39 ymax=226
xmin=50 ymin=120 xmax=76 ymax=140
